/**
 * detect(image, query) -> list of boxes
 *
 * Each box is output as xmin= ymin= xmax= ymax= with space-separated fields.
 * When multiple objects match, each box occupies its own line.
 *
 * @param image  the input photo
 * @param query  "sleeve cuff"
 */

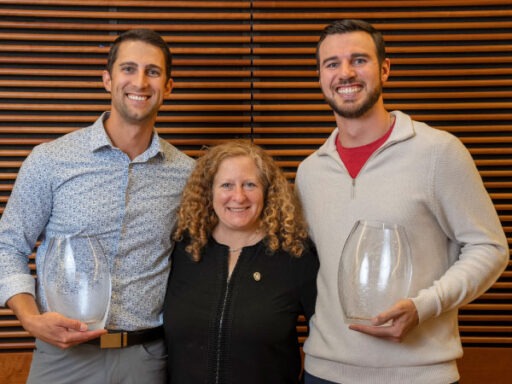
xmin=411 ymin=288 xmax=441 ymax=323
xmin=0 ymin=274 xmax=35 ymax=307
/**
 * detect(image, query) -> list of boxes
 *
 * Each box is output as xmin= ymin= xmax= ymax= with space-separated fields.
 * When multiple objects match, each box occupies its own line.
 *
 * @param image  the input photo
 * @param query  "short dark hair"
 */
xmin=316 ymin=19 xmax=386 ymax=68
xmin=106 ymin=29 xmax=173 ymax=81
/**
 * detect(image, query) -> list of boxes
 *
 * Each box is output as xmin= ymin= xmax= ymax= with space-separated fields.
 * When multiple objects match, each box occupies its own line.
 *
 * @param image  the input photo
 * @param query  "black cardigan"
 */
xmin=163 ymin=237 xmax=319 ymax=384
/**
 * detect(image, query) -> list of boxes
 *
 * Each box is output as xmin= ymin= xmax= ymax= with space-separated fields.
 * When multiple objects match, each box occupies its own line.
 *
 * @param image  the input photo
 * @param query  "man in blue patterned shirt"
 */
xmin=0 ymin=29 xmax=195 ymax=383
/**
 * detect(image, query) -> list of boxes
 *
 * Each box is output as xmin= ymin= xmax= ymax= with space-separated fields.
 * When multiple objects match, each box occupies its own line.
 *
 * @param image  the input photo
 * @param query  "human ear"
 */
xmin=102 ymin=70 xmax=112 ymax=92
xmin=164 ymin=78 xmax=174 ymax=96
xmin=381 ymin=58 xmax=391 ymax=82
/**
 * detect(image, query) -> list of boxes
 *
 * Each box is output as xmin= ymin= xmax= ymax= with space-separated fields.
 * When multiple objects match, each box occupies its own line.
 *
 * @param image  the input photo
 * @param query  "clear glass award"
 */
xmin=338 ymin=220 xmax=412 ymax=325
xmin=42 ymin=235 xmax=111 ymax=330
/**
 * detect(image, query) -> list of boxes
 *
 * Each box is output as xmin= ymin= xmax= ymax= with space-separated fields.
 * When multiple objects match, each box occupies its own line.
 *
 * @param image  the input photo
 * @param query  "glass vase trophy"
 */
xmin=338 ymin=220 xmax=412 ymax=325
xmin=42 ymin=235 xmax=111 ymax=330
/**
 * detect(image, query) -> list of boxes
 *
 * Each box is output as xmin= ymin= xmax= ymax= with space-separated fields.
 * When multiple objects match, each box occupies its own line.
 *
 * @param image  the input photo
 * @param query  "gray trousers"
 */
xmin=27 ymin=338 xmax=167 ymax=384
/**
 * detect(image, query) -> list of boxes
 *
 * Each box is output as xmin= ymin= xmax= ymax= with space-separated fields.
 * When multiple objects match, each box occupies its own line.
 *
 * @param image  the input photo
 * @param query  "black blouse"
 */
xmin=163 ymin=237 xmax=319 ymax=384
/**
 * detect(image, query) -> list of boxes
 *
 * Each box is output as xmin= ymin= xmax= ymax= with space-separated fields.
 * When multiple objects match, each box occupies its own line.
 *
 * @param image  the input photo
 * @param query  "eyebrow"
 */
xmin=118 ymin=61 xmax=136 ymax=67
xmin=118 ymin=61 xmax=163 ymax=71
xmin=321 ymin=52 xmax=371 ymax=66
xmin=321 ymin=55 xmax=339 ymax=66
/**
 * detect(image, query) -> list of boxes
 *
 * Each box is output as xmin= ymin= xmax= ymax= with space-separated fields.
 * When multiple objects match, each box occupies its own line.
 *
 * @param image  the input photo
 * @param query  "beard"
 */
xmin=324 ymin=82 xmax=382 ymax=119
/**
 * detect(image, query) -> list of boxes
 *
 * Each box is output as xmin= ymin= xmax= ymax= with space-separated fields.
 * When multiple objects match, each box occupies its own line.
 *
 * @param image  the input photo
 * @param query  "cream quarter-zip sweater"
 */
xmin=295 ymin=110 xmax=508 ymax=384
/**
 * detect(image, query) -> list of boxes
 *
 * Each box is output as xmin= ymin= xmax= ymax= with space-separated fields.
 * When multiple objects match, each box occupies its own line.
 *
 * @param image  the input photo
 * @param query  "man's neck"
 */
xmin=104 ymin=114 xmax=155 ymax=160
xmin=336 ymin=108 xmax=392 ymax=148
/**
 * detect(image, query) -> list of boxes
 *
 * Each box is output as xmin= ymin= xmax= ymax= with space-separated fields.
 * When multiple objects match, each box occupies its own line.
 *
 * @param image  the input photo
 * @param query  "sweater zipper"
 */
xmin=350 ymin=142 xmax=393 ymax=200
xmin=214 ymin=252 xmax=237 ymax=384
xmin=214 ymin=285 xmax=229 ymax=384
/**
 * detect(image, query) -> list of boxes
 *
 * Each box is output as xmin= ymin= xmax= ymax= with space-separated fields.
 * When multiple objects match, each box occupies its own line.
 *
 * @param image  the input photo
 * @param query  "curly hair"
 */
xmin=174 ymin=140 xmax=309 ymax=261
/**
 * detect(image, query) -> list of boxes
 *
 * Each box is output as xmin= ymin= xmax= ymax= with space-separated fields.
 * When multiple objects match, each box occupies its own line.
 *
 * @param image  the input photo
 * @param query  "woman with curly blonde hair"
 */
xmin=164 ymin=140 xmax=319 ymax=384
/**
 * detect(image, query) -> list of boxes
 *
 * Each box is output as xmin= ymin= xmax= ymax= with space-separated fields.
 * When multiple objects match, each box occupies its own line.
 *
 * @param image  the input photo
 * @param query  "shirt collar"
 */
xmin=89 ymin=111 xmax=165 ymax=161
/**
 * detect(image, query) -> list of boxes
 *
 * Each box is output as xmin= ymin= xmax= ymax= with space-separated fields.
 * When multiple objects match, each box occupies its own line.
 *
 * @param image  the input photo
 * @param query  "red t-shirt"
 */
xmin=335 ymin=121 xmax=395 ymax=179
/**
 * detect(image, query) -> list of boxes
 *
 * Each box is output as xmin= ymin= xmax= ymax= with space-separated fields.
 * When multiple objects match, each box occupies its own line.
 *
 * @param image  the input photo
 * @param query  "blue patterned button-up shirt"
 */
xmin=0 ymin=113 xmax=195 ymax=330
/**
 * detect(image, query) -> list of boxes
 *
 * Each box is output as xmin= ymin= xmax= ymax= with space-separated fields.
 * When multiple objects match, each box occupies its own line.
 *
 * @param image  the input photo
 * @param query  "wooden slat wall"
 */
xmin=0 ymin=0 xmax=255 ymax=353
xmin=249 ymin=0 xmax=512 ymax=349
xmin=0 ymin=0 xmax=510 ymax=370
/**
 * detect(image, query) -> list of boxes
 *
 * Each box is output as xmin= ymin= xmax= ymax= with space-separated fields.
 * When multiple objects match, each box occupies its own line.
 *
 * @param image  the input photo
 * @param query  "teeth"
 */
xmin=127 ymin=94 xmax=148 ymax=101
xmin=229 ymin=208 xmax=246 ymax=212
xmin=336 ymin=86 xmax=360 ymax=95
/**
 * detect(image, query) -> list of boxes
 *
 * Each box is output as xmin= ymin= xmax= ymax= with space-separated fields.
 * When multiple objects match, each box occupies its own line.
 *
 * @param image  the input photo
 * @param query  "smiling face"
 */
xmin=318 ymin=31 xmax=390 ymax=119
xmin=102 ymin=40 xmax=172 ymax=126
xmin=212 ymin=156 xmax=265 ymax=236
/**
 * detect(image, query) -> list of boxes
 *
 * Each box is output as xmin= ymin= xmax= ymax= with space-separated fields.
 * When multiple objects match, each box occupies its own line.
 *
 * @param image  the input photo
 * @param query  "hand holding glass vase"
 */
xmin=42 ymin=235 xmax=111 ymax=330
xmin=338 ymin=220 xmax=412 ymax=326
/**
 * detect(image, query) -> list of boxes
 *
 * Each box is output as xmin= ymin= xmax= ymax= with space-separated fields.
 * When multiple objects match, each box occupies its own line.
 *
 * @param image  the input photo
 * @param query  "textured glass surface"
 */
xmin=338 ymin=220 xmax=412 ymax=325
xmin=43 ymin=235 xmax=111 ymax=330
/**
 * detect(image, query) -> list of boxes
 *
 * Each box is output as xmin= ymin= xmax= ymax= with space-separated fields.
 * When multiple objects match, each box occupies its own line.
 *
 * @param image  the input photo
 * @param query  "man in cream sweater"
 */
xmin=295 ymin=19 xmax=508 ymax=384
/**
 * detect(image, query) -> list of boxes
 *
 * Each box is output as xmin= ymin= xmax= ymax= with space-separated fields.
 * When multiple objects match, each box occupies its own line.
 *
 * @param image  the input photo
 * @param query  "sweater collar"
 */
xmin=317 ymin=110 xmax=415 ymax=158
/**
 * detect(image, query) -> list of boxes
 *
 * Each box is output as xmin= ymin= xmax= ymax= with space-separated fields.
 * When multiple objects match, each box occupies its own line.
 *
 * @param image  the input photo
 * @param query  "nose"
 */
xmin=338 ymin=60 xmax=355 ymax=79
xmin=232 ymin=185 xmax=247 ymax=201
xmin=133 ymin=70 xmax=149 ymax=88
